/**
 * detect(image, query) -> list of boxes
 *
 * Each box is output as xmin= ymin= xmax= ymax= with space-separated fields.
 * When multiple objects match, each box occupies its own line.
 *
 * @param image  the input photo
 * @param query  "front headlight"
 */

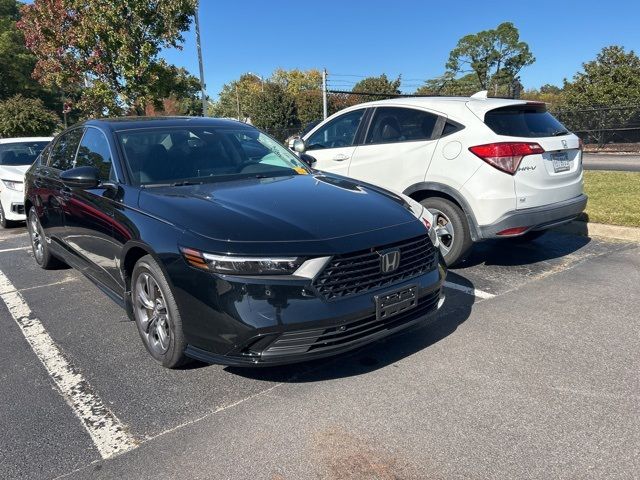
xmin=1 ymin=179 xmax=23 ymax=192
xmin=181 ymin=247 xmax=304 ymax=275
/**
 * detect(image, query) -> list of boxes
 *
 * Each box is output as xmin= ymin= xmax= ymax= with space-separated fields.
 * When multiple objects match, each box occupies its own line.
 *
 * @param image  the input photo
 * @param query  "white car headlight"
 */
xmin=1 ymin=179 xmax=23 ymax=192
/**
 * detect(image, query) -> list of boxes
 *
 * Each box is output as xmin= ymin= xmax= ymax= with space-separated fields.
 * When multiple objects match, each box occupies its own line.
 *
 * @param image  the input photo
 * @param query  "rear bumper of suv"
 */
xmin=478 ymin=194 xmax=588 ymax=238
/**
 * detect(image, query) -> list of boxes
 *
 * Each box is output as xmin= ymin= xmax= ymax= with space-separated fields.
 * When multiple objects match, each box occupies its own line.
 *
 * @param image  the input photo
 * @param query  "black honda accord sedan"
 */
xmin=25 ymin=117 xmax=446 ymax=368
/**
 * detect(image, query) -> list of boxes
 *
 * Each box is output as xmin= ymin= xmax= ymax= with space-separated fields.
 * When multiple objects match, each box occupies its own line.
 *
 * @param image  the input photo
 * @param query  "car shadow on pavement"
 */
xmin=225 ymin=276 xmax=476 ymax=382
xmin=454 ymin=230 xmax=591 ymax=269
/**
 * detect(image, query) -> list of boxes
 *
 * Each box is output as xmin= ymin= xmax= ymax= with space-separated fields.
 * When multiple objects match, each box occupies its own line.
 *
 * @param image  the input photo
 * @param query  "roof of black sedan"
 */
xmin=84 ymin=116 xmax=252 ymax=131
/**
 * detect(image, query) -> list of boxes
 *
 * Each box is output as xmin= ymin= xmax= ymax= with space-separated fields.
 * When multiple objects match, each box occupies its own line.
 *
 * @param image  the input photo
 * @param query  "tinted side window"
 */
xmin=441 ymin=121 xmax=464 ymax=137
xmin=75 ymin=128 xmax=114 ymax=181
xmin=306 ymin=109 xmax=364 ymax=150
xmin=484 ymin=106 xmax=568 ymax=138
xmin=366 ymin=107 xmax=439 ymax=144
xmin=49 ymin=128 xmax=84 ymax=170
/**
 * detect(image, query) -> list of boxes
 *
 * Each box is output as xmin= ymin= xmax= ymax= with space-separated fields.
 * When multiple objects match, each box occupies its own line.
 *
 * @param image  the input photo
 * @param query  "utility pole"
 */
xmin=194 ymin=3 xmax=207 ymax=116
xmin=322 ymin=68 xmax=328 ymax=120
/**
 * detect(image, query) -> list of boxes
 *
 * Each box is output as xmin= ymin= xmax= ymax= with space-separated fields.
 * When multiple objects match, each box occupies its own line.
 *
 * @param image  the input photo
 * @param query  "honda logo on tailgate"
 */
xmin=380 ymin=250 xmax=401 ymax=273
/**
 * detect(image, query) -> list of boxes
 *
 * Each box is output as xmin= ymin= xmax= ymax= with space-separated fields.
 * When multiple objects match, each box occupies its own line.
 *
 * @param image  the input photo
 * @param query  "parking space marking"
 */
xmin=0 ymin=269 xmax=137 ymax=459
xmin=0 ymin=246 xmax=31 ymax=253
xmin=444 ymin=281 xmax=496 ymax=299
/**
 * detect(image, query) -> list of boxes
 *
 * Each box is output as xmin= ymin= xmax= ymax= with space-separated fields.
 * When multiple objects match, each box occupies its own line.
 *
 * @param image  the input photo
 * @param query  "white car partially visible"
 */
xmin=0 ymin=137 xmax=52 ymax=227
xmin=294 ymin=92 xmax=586 ymax=265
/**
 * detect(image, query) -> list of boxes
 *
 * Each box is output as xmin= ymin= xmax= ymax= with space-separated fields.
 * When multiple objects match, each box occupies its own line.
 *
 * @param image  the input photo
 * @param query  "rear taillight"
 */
xmin=469 ymin=142 xmax=545 ymax=175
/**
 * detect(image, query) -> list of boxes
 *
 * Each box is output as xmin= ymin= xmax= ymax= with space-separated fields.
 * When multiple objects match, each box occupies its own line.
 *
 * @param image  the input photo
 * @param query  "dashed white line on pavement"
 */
xmin=0 ymin=269 xmax=137 ymax=459
xmin=0 ymin=246 xmax=30 ymax=253
xmin=444 ymin=281 xmax=496 ymax=299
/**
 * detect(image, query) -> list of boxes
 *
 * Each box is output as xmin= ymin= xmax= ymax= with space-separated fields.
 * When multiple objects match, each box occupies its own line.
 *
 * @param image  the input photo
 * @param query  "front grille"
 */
xmin=312 ymin=234 xmax=438 ymax=300
xmin=263 ymin=289 xmax=440 ymax=357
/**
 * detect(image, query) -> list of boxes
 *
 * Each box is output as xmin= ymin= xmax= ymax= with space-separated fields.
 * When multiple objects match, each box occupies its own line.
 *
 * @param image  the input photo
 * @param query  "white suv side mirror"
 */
xmin=292 ymin=138 xmax=306 ymax=153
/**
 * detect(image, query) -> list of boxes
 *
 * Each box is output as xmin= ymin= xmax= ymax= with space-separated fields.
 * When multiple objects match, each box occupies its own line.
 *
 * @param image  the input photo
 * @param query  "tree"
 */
xmin=520 ymin=84 xmax=565 ymax=107
xmin=0 ymin=0 xmax=58 ymax=109
xmin=210 ymin=73 xmax=263 ymax=120
xmin=560 ymin=45 xmax=640 ymax=143
xmin=271 ymin=68 xmax=322 ymax=95
xmin=271 ymin=68 xmax=323 ymax=124
xmin=352 ymin=74 xmax=401 ymax=97
xmin=445 ymin=22 xmax=534 ymax=96
xmin=416 ymin=73 xmax=482 ymax=96
xmin=18 ymin=0 xmax=197 ymax=116
xmin=249 ymin=83 xmax=298 ymax=140
xmin=146 ymin=60 xmax=202 ymax=116
xmin=0 ymin=94 xmax=59 ymax=137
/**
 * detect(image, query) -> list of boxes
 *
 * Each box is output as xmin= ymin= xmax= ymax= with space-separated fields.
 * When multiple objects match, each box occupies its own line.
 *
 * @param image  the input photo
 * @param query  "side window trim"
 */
xmin=432 ymin=116 xmax=447 ymax=140
xmin=352 ymin=108 xmax=373 ymax=146
xmin=82 ymin=125 xmax=121 ymax=183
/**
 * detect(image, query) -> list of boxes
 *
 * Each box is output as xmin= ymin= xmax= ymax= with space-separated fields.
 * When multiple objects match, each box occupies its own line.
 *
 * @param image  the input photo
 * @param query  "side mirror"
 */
xmin=292 ymin=138 xmax=307 ymax=153
xmin=60 ymin=166 xmax=100 ymax=189
xmin=299 ymin=153 xmax=317 ymax=168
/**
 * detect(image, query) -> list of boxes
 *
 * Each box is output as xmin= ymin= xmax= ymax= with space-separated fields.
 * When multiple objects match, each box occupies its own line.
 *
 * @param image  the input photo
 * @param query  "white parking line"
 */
xmin=0 ymin=269 xmax=137 ymax=459
xmin=444 ymin=281 xmax=496 ymax=299
xmin=0 ymin=246 xmax=30 ymax=253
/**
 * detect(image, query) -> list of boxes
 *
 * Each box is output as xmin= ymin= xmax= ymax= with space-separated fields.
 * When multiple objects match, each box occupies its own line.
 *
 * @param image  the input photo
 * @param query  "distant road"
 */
xmin=583 ymin=153 xmax=640 ymax=172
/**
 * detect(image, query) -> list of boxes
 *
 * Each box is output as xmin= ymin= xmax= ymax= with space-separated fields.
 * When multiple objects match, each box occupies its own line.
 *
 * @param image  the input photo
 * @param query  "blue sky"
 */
xmin=162 ymin=0 xmax=640 ymax=98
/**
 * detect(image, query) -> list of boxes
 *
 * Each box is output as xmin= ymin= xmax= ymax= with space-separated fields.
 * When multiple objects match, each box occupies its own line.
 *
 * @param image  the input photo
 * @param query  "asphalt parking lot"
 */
xmin=0 ymin=225 xmax=638 ymax=479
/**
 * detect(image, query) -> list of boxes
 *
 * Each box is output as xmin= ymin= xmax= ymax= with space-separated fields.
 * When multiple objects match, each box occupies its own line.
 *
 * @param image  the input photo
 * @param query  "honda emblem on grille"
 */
xmin=380 ymin=250 xmax=401 ymax=273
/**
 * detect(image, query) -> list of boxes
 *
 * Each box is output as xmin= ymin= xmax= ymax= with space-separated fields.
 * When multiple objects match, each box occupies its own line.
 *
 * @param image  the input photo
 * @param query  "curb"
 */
xmin=554 ymin=221 xmax=640 ymax=242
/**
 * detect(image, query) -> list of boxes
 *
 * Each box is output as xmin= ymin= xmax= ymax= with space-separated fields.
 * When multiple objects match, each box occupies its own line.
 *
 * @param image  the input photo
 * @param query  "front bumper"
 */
xmin=478 ymin=194 xmax=588 ymax=238
xmin=171 ymin=261 xmax=446 ymax=367
xmin=0 ymin=188 xmax=26 ymax=221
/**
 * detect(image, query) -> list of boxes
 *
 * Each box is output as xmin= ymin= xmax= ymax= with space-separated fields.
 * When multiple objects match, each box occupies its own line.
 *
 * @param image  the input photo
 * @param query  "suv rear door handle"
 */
xmin=332 ymin=153 xmax=350 ymax=162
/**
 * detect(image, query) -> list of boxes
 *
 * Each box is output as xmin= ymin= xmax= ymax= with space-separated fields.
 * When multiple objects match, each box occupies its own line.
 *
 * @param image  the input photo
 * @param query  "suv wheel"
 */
xmin=132 ymin=255 xmax=189 ymax=368
xmin=420 ymin=197 xmax=472 ymax=267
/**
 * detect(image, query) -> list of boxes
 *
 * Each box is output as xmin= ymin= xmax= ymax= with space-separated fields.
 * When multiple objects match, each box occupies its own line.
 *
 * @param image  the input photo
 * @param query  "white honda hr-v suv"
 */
xmin=293 ymin=92 xmax=587 ymax=265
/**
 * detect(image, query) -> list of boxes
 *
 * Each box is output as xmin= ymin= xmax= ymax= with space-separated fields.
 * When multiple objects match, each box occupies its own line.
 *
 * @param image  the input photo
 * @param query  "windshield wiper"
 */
xmin=170 ymin=180 xmax=204 ymax=187
xmin=551 ymin=130 xmax=570 ymax=136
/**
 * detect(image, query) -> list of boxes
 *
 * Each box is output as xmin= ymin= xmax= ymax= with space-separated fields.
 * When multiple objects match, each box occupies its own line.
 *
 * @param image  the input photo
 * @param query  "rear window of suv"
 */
xmin=484 ymin=104 xmax=569 ymax=138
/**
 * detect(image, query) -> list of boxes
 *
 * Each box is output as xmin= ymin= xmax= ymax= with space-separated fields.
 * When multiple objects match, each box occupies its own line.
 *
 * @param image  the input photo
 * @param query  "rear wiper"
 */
xmin=551 ymin=130 xmax=569 ymax=136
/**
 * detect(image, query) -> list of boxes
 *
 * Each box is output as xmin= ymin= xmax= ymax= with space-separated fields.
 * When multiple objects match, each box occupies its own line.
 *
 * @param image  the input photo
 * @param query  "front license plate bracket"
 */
xmin=375 ymin=285 xmax=418 ymax=320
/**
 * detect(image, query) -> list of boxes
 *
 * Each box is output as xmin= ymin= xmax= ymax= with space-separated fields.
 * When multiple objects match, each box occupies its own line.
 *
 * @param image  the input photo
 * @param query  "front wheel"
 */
xmin=0 ymin=203 xmax=14 ymax=228
xmin=420 ymin=197 xmax=473 ymax=267
xmin=27 ymin=207 xmax=61 ymax=269
xmin=132 ymin=255 xmax=189 ymax=368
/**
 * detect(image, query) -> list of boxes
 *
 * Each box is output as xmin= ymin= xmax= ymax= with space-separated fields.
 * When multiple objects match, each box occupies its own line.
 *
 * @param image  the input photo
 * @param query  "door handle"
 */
xmin=332 ymin=153 xmax=350 ymax=162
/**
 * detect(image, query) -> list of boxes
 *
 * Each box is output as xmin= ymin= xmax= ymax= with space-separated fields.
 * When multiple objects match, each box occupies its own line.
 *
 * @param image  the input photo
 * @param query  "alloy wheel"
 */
xmin=134 ymin=272 xmax=171 ymax=356
xmin=427 ymin=208 xmax=455 ymax=257
xmin=29 ymin=213 xmax=44 ymax=263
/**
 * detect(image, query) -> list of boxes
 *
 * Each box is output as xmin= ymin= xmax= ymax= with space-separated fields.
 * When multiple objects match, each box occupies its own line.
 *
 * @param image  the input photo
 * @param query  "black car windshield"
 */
xmin=0 ymin=141 xmax=50 ymax=166
xmin=117 ymin=126 xmax=310 ymax=186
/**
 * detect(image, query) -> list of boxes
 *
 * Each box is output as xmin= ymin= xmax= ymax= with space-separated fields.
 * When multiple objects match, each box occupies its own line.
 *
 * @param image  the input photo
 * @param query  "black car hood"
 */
xmin=138 ymin=174 xmax=418 ymax=243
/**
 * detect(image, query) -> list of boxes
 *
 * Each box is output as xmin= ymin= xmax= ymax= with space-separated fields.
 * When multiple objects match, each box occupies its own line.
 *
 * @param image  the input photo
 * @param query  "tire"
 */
xmin=420 ymin=197 xmax=473 ymax=267
xmin=0 ymin=203 xmax=14 ymax=228
xmin=508 ymin=230 xmax=547 ymax=243
xmin=131 ymin=255 xmax=189 ymax=368
xmin=27 ymin=207 xmax=61 ymax=269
